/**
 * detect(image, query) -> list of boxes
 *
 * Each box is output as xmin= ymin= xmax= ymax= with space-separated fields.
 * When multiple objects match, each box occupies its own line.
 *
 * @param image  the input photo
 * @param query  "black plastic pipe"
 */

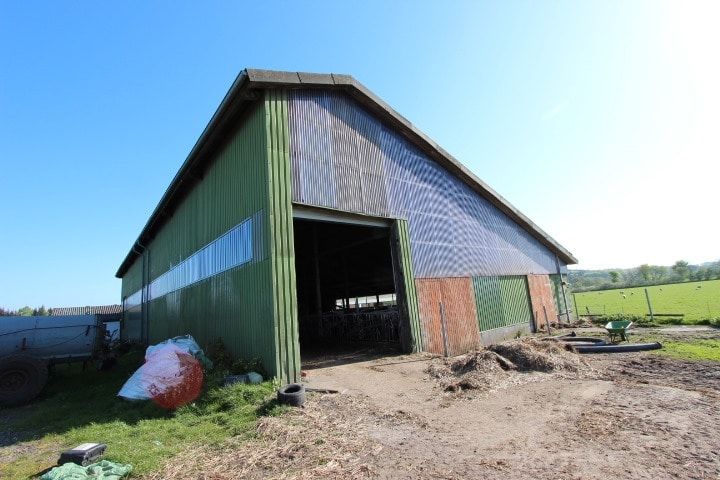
xmin=575 ymin=342 xmax=662 ymax=354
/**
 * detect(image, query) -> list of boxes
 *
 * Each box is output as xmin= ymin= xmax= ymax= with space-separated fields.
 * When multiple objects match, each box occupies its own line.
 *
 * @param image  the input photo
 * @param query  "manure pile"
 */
xmin=427 ymin=337 xmax=589 ymax=393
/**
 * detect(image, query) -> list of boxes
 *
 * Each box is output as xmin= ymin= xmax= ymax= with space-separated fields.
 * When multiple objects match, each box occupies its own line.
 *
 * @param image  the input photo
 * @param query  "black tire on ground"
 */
xmin=277 ymin=383 xmax=306 ymax=407
xmin=0 ymin=354 xmax=49 ymax=407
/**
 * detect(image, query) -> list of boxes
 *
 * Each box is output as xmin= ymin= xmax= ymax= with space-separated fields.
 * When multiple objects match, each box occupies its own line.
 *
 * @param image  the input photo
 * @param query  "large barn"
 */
xmin=116 ymin=69 xmax=577 ymax=383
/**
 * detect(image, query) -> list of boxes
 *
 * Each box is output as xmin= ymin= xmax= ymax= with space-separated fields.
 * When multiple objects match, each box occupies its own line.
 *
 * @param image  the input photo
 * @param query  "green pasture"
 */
xmin=573 ymin=279 xmax=720 ymax=322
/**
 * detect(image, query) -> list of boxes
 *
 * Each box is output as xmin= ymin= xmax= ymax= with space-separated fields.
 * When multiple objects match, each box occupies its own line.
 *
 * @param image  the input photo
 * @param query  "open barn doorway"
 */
xmin=293 ymin=207 xmax=407 ymax=369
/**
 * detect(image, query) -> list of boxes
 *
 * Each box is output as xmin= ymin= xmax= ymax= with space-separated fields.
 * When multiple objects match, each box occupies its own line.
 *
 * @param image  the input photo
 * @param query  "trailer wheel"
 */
xmin=0 ymin=354 xmax=49 ymax=407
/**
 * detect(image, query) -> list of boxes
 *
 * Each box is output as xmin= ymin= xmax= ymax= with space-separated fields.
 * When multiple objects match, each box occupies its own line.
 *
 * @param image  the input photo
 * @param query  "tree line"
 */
xmin=0 ymin=306 xmax=52 ymax=316
xmin=569 ymin=260 xmax=720 ymax=292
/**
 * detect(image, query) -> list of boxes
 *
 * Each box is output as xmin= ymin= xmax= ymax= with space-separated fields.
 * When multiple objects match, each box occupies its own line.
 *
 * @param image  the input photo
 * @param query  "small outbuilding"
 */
xmin=116 ymin=69 xmax=577 ymax=382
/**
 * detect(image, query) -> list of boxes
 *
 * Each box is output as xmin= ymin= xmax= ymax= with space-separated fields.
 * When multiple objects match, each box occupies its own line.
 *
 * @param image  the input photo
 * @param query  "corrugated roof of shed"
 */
xmin=51 ymin=304 xmax=122 ymax=316
xmin=116 ymin=69 xmax=577 ymax=277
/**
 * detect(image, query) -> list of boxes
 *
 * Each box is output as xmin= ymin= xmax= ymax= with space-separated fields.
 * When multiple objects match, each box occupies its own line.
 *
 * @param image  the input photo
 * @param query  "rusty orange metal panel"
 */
xmin=441 ymin=277 xmax=481 ymax=355
xmin=527 ymin=274 xmax=558 ymax=330
xmin=416 ymin=277 xmax=481 ymax=356
xmin=416 ymin=279 xmax=444 ymax=355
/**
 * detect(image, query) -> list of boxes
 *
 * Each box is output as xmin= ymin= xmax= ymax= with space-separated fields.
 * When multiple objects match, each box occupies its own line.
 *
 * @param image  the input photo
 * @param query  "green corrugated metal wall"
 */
xmin=472 ymin=276 xmax=533 ymax=331
xmin=396 ymin=219 xmax=422 ymax=352
xmin=120 ymin=257 xmax=143 ymax=342
xmin=265 ymin=89 xmax=300 ymax=383
xmin=121 ymin=258 xmax=142 ymax=299
xmin=145 ymin=110 xmax=268 ymax=282
xmin=119 ymin=98 xmax=295 ymax=381
xmin=119 ymin=92 xmax=302 ymax=383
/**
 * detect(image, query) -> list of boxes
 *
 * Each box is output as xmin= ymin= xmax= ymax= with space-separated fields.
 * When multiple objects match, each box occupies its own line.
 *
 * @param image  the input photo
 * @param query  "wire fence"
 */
xmin=573 ymin=283 xmax=720 ymax=321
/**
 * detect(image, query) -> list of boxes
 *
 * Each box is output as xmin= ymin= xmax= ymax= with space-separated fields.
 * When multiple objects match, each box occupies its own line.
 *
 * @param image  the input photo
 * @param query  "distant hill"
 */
xmin=569 ymin=260 xmax=720 ymax=292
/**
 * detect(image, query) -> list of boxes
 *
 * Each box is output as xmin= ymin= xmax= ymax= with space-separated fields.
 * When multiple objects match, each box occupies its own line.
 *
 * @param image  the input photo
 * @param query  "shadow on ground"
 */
xmin=0 ymin=351 xmax=167 ymax=447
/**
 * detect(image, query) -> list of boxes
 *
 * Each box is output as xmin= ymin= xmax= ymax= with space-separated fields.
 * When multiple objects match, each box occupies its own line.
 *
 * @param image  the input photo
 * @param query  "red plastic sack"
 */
xmin=118 ymin=344 xmax=203 ymax=409
xmin=148 ymin=350 xmax=203 ymax=409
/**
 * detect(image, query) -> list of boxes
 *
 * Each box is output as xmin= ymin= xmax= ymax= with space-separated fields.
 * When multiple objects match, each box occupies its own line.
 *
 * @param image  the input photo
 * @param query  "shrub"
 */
xmin=695 ymin=317 xmax=720 ymax=328
xmin=206 ymin=339 xmax=234 ymax=371
xmin=205 ymin=339 xmax=268 ymax=377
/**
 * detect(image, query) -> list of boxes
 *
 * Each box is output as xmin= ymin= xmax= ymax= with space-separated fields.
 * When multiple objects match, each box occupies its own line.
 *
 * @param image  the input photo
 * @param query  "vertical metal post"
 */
xmin=342 ymin=255 xmax=349 ymax=311
xmin=572 ymin=293 xmax=579 ymax=319
xmin=312 ymin=225 xmax=323 ymax=337
xmin=560 ymin=276 xmax=571 ymax=322
xmin=144 ymin=249 xmax=149 ymax=343
xmin=543 ymin=304 xmax=552 ymax=336
xmin=555 ymin=256 xmax=571 ymax=322
xmin=439 ymin=302 xmax=450 ymax=358
xmin=140 ymin=250 xmax=146 ymax=344
xmin=645 ymin=288 xmax=654 ymax=322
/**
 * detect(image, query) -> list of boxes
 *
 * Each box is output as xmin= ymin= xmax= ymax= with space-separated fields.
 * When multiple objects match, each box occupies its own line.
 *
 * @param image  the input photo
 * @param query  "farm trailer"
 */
xmin=0 ymin=315 xmax=110 ymax=406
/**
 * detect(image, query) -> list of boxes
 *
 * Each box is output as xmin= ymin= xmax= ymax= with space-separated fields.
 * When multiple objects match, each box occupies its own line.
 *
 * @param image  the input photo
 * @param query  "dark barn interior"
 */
xmin=293 ymin=218 xmax=402 ymax=359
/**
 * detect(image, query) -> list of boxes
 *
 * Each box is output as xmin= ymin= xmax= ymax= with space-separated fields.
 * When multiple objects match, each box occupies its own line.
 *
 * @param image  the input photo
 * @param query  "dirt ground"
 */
xmin=149 ymin=329 xmax=720 ymax=480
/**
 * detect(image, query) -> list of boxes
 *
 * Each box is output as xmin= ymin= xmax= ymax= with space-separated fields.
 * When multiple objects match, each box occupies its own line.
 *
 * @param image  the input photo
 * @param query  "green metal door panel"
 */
xmin=472 ymin=276 xmax=533 ymax=331
xmin=473 ymin=276 xmax=504 ymax=331
xmin=499 ymin=276 xmax=533 ymax=326
xmin=265 ymin=89 xmax=300 ymax=384
xmin=395 ymin=219 xmax=422 ymax=352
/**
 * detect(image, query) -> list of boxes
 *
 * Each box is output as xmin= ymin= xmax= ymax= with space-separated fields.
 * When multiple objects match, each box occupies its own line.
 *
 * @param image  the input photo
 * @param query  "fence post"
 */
xmin=572 ymin=293 xmax=579 ymax=320
xmin=543 ymin=304 xmax=552 ymax=336
xmin=645 ymin=288 xmax=654 ymax=322
xmin=439 ymin=302 xmax=449 ymax=358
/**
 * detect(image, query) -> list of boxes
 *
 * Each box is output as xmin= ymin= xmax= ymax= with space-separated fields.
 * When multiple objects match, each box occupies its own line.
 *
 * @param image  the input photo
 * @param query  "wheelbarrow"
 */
xmin=604 ymin=320 xmax=633 ymax=342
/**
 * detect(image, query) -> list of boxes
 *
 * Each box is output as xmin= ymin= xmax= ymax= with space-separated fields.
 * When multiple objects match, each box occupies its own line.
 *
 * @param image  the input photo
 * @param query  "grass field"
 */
xmin=0 ymin=352 xmax=282 ymax=478
xmin=573 ymin=279 xmax=720 ymax=322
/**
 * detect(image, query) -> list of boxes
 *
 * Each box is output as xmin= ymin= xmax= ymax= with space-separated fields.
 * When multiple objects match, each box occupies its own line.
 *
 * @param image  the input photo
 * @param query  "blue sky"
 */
xmin=1 ymin=1 xmax=718 ymax=309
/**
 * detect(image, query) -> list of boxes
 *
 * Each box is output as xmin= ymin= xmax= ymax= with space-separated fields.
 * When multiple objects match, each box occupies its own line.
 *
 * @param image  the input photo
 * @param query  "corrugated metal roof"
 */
xmin=51 ymin=304 xmax=122 ymax=316
xmin=288 ymin=90 xmax=564 ymax=277
xmin=116 ymin=69 xmax=577 ymax=278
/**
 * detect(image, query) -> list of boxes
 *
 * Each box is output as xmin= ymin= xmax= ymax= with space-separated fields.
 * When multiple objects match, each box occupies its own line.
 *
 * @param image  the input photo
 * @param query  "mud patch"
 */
xmin=599 ymin=352 xmax=720 ymax=397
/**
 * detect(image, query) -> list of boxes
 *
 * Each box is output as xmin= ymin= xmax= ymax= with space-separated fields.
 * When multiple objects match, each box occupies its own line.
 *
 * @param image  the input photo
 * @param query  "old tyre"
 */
xmin=0 ymin=354 xmax=49 ymax=407
xmin=277 ymin=383 xmax=306 ymax=407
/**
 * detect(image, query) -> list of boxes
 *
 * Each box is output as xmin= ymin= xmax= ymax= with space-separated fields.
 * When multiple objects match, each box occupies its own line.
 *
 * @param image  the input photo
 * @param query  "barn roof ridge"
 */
xmin=116 ymin=68 xmax=576 ymax=278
